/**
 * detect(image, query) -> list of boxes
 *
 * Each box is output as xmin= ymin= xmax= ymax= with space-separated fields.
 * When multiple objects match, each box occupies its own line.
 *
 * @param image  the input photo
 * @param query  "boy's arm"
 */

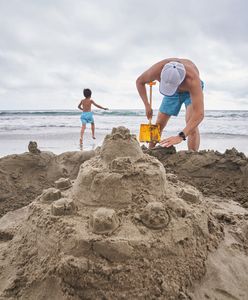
xmin=78 ymin=100 xmax=83 ymax=111
xmin=91 ymin=100 xmax=108 ymax=110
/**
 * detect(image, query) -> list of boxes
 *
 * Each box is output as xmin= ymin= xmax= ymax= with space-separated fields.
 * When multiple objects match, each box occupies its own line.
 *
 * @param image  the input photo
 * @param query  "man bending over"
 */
xmin=136 ymin=58 xmax=204 ymax=150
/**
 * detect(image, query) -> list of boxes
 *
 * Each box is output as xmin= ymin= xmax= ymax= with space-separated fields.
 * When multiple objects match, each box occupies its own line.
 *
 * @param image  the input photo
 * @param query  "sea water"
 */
xmin=0 ymin=109 xmax=248 ymax=157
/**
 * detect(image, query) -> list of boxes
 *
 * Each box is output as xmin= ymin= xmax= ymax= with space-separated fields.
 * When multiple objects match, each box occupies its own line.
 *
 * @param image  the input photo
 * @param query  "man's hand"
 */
xmin=160 ymin=135 xmax=183 ymax=148
xmin=145 ymin=104 xmax=153 ymax=120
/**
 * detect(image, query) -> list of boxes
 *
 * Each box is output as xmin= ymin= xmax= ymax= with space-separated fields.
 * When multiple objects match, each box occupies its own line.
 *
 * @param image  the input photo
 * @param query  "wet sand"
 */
xmin=0 ymin=127 xmax=247 ymax=299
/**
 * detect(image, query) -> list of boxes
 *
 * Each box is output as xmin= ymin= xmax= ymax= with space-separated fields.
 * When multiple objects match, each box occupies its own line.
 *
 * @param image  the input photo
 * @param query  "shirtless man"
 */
xmin=78 ymin=88 xmax=108 ymax=144
xmin=136 ymin=58 xmax=204 ymax=150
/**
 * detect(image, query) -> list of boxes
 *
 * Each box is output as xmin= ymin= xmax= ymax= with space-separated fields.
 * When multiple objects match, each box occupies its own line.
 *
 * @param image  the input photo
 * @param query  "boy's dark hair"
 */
xmin=83 ymin=88 xmax=92 ymax=98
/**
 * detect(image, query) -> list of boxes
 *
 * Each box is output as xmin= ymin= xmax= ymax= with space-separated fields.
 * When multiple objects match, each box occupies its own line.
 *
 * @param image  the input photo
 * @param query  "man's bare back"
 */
xmin=139 ymin=58 xmax=200 ymax=94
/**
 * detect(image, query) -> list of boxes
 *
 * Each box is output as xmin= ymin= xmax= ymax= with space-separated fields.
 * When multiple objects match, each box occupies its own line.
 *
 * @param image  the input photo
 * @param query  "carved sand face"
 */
xmin=140 ymin=202 xmax=170 ymax=229
xmin=28 ymin=141 xmax=38 ymax=152
xmin=89 ymin=207 xmax=120 ymax=234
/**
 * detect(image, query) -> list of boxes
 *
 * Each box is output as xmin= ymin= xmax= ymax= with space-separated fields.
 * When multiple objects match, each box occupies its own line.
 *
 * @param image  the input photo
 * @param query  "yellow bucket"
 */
xmin=139 ymin=123 xmax=161 ymax=143
xmin=139 ymin=81 xmax=161 ymax=143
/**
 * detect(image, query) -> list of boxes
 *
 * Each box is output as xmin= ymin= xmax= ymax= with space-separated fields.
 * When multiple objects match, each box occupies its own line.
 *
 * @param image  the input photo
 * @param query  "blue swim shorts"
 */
xmin=159 ymin=81 xmax=204 ymax=116
xmin=80 ymin=112 xmax=94 ymax=124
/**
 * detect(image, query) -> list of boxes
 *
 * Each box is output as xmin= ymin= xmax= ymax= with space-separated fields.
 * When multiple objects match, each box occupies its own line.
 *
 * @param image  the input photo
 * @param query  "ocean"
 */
xmin=0 ymin=109 xmax=248 ymax=157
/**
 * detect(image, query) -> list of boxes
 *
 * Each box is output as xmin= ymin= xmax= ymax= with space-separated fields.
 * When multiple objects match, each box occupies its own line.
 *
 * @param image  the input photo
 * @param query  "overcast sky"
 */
xmin=0 ymin=0 xmax=248 ymax=110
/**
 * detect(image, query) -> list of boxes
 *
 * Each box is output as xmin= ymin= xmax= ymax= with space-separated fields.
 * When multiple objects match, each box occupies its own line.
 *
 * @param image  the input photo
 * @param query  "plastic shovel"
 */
xmin=139 ymin=82 xmax=161 ymax=143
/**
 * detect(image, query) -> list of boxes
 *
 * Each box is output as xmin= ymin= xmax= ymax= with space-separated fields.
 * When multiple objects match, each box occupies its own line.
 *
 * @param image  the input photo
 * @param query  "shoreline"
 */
xmin=1 ymin=109 xmax=248 ymax=157
xmin=1 ymin=130 xmax=248 ymax=158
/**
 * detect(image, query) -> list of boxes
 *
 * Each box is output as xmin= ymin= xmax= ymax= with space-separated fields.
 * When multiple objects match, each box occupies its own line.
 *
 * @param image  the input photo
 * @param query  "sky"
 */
xmin=0 ymin=0 xmax=248 ymax=110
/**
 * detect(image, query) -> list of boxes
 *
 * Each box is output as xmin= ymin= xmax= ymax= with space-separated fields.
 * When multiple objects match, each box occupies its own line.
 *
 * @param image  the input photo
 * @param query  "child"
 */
xmin=78 ymin=88 xmax=108 ymax=144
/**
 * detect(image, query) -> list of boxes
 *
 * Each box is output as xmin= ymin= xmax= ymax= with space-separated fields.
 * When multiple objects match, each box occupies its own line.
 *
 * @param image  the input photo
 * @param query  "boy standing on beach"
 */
xmin=78 ymin=88 xmax=108 ymax=144
xmin=136 ymin=58 xmax=204 ymax=150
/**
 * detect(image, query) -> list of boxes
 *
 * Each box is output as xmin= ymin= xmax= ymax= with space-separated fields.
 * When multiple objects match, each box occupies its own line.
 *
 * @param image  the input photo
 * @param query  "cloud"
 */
xmin=0 ymin=0 xmax=248 ymax=110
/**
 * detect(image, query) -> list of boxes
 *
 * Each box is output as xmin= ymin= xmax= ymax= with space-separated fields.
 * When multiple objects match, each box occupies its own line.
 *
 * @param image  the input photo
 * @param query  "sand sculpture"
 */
xmin=89 ymin=207 xmax=120 ymax=234
xmin=28 ymin=141 xmax=41 ymax=154
xmin=0 ymin=148 xmax=96 ymax=217
xmin=0 ymin=127 xmax=237 ymax=299
xmin=55 ymin=177 xmax=72 ymax=190
xmin=40 ymin=188 xmax=61 ymax=203
xmin=72 ymin=126 xmax=168 ymax=208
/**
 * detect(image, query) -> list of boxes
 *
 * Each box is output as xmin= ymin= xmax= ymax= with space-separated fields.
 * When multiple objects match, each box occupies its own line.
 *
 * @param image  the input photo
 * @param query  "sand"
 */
xmin=145 ymin=146 xmax=248 ymax=208
xmin=0 ymin=127 xmax=247 ymax=299
xmin=0 ymin=148 xmax=95 ymax=217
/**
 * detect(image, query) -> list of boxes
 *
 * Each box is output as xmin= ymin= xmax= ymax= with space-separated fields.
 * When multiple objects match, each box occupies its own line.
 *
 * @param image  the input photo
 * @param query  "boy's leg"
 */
xmin=149 ymin=111 xmax=170 ymax=149
xmin=185 ymin=104 xmax=200 ymax=151
xmin=80 ymin=124 xmax=86 ymax=144
xmin=91 ymin=123 xmax=96 ymax=139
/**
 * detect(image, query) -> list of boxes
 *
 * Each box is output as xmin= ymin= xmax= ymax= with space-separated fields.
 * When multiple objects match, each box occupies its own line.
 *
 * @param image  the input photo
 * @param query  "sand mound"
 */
xmin=0 ymin=127 xmax=226 ymax=299
xmin=146 ymin=146 xmax=248 ymax=208
xmin=189 ymin=198 xmax=248 ymax=299
xmin=73 ymin=127 xmax=167 ymax=208
xmin=0 ymin=148 xmax=95 ymax=217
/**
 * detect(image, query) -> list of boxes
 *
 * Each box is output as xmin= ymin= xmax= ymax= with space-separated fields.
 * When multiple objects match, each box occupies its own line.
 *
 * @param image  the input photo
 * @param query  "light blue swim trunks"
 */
xmin=80 ymin=112 xmax=94 ymax=124
xmin=159 ymin=80 xmax=204 ymax=116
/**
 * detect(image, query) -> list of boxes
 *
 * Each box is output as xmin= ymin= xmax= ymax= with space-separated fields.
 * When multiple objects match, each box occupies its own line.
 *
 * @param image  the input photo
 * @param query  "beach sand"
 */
xmin=0 ymin=127 xmax=247 ymax=299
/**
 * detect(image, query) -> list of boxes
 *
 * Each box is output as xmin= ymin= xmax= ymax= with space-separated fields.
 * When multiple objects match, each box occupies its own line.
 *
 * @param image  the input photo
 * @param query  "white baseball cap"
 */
xmin=159 ymin=61 xmax=186 ymax=96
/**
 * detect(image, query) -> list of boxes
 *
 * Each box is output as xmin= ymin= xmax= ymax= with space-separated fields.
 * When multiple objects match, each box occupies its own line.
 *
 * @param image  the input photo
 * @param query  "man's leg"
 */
xmin=185 ymin=104 xmax=200 ymax=151
xmin=80 ymin=124 xmax=86 ymax=144
xmin=91 ymin=123 xmax=96 ymax=139
xmin=149 ymin=111 xmax=171 ymax=149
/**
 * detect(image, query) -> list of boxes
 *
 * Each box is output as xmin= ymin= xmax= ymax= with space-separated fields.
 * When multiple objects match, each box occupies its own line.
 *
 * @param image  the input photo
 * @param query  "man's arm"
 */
xmin=91 ymin=100 xmax=108 ymax=110
xmin=136 ymin=59 xmax=172 ymax=119
xmin=182 ymin=80 xmax=204 ymax=136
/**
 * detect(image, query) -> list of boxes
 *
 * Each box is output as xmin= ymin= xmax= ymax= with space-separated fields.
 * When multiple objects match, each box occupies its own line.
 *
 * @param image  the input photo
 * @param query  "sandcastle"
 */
xmin=72 ymin=126 xmax=168 ymax=208
xmin=89 ymin=207 xmax=120 ymax=234
xmin=0 ymin=127 xmax=224 ymax=300
xmin=28 ymin=141 xmax=41 ymax=154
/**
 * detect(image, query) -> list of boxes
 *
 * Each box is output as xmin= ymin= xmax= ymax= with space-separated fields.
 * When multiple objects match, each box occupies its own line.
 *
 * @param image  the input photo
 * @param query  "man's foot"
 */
xmin=92 ymin=136 xmax=96 ymax=140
